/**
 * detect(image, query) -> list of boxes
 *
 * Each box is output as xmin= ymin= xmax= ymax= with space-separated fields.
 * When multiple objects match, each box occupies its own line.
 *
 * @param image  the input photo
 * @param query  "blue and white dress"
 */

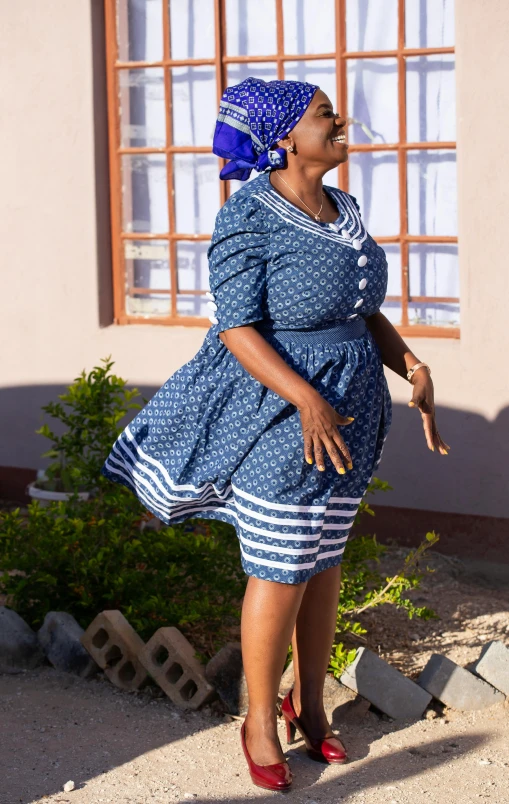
xmin=101 ymin=171 xmax=392 ymax=585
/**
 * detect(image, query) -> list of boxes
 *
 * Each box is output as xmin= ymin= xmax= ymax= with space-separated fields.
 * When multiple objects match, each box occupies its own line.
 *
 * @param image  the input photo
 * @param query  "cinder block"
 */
xmin=472 ymin=641 xmax=509 ymax=696
xmin=205 ymin=642 xmax=248 ymax=715
xmin=38 ymin=612 xmax=99 ymax=678
xmin=140 ymin=627 xmax=215 ymax=710
xmin=80 ymin=610 xmax=148 ymax=691
xmin=340 ymin=647 xmax=432 ymax=721
xmin=418 ymin=653 xmax=504 ymax=710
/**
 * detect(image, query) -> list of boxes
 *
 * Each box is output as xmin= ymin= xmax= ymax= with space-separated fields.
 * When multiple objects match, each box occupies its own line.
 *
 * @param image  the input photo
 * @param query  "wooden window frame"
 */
xmin=105 ymin=0 xmax=458 ymax=337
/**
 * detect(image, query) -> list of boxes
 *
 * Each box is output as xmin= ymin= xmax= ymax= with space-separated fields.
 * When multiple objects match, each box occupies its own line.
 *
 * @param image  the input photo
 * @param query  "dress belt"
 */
xmin=256 ymin=317 xmax=367 ymax=346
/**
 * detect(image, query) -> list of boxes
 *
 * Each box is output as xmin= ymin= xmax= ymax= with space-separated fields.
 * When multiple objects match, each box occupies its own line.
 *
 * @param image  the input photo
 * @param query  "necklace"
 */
xmin=274 ymin=172 xmax=325 ymax=221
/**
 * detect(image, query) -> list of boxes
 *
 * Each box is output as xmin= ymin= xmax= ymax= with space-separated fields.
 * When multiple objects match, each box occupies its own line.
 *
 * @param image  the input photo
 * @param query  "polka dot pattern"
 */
xmin=101 ymin=171 xmax=392 ymax=585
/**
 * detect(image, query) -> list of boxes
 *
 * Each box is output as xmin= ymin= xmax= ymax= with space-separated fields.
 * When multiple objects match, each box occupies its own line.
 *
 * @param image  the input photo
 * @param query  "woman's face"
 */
xmin=277 ymin=88 xmax=348 ymax=170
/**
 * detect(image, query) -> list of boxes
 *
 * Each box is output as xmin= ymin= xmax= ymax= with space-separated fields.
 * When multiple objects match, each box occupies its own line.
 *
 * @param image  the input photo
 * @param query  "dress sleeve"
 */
xmin=207 ymin=191 xmax=269 ymax=335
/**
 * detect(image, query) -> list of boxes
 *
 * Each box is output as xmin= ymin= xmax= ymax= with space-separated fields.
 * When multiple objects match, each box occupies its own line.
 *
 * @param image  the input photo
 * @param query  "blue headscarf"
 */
xmin=212 ymin=77 xmax=319 ymax=181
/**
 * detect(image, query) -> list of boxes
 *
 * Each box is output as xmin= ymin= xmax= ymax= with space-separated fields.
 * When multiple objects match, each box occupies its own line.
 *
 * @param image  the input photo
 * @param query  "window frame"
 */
xmin=104 ymin=0 xmax=458 ymax=337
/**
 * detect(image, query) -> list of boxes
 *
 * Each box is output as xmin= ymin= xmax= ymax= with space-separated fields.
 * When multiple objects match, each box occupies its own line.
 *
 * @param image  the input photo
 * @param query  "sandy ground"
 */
xmin=1 ymin=549 xmax=509 ymax=804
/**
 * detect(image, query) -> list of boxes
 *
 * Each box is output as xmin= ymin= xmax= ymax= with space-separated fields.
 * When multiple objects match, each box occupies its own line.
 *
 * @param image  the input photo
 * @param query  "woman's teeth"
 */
xmin=331 ymin=135 xmax=346 ymax=142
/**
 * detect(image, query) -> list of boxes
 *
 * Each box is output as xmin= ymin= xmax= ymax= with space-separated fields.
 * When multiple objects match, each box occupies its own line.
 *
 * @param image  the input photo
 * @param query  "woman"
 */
xmin=101 ymin=77 xmax=449 ymax=792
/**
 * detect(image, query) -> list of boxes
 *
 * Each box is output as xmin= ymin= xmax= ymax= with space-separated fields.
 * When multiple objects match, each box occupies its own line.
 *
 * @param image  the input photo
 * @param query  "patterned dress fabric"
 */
xmin=101 ymin=171 xmax=392 ymax=585
xmin=212 ymin=77 xmax=319 ymax=181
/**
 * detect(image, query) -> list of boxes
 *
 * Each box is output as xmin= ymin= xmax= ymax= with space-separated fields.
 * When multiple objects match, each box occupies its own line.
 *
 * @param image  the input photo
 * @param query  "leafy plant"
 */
xmin=34 ymin=357 xmax=144 ymax=493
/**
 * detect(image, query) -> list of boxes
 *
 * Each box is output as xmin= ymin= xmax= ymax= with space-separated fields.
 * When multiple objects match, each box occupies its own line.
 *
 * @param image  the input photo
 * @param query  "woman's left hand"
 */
xmin=408 ymin=369 xmax=450 ymax=455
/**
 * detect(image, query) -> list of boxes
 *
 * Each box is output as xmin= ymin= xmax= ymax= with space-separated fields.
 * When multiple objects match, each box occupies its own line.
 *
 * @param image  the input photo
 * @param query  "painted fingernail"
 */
xmin=409 ymin=402 xmax=415 ymax=407
xmin=346 ymin=417 xmax=355 ymax=422
xmin=347 ymin=462 xmax=353 ymax=470
xmin=319 ymin=465 xmax=325 ymax=471
xmin=306 ymin=457 xmax=313 ymax=464
xmin=338 ymin=468 xmax=346 ymax=475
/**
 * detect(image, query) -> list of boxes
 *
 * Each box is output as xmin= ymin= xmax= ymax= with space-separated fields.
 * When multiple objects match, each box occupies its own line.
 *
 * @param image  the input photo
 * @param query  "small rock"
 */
xmin=425 ymin=708 xmax=438 ymax=720
xmin=205 ymin=642 xmax=248 ymax=715
xmin=183 ymin=794 xmax=197 ymax=799
xmin=63 ymin=780 xmax=75 ymax=792
xmin=0 ymin=606 xmax=45 ymax=674
xmin=38 ymin=612 xmax=99 ymax=678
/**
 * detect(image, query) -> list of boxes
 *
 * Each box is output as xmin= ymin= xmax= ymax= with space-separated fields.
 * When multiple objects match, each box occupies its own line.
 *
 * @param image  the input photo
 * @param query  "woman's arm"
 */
xmin=365 ymin=311 xmax=450 ymax=455
xmin=219 ymin=326 xmax=356 ymax=474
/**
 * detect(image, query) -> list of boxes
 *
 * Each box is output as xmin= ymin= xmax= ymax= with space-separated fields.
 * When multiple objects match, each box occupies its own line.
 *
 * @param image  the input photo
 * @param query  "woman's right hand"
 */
xmin=298 ymin=394 xmax=355 ymax=474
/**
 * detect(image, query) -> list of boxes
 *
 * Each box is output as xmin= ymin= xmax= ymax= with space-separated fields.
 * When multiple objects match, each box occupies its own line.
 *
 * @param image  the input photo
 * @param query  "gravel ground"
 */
xmin=1 ymin=549 xmax=509 ymax=804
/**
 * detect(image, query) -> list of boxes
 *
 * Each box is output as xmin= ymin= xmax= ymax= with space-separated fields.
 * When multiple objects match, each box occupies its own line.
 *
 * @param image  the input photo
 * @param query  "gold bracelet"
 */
xmin=406 ymin=362 xmax=431 ymax=382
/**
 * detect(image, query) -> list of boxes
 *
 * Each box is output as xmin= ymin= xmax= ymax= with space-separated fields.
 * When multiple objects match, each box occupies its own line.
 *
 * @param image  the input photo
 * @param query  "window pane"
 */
xmin=348 ymin=152 xmax=400 ymax=236
xmin=177 ymin=241 xmax=211 ymax=317
xmin=346 ymin=0 xmax=398 ymax=51
xmin=407 ymin=149 xmax=457 ymax=236
xmin=117 ymin=0 xmax=163 ymax=62
xmin=169 ymin=0 xmax=215 ymax=59
xmin=119 ymin=69 xmax=165 ymax=148
xmin=178 ymin=241 xmax=210 ymax=291
xmin=347 ymin=59 xmax=398 ymax=144
xmin=226 ymin=0 xmax=277 ymax=56
xmin=174 ymin=154 xmax=219 ymax=233
xmin=409 ymin=244 xmax=459 ymax=298
xmin=285 ymin=60 xmax=336 ymax=106
xmin=405 ymin=0 xmax=455 ymax=49
xmin=226 ymin=62 xmax=278 ymax=85
xmin=408 ymin=301 xmax=459 ymax=327
xmin=122 ymin=154 xmax=168 ymax=233
xmin=380 ymin=244 xmax=402 ymax=325
xmin=124 ymin=239 xmax=170 ymax=316
xmin=406 ymin=55 xmax=456 ymax=143
xmin=171 ymin=66 xmax=217 ymax=146
xmin=283 ymin=0 xmax=336 ymax=54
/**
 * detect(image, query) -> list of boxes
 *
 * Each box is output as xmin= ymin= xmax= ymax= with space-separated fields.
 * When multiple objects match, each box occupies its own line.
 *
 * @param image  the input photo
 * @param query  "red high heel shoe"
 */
xmin=281 ymin=688 xmax=348 ymax=764
xmin=240 ymin=719 xmax=292 ymax=791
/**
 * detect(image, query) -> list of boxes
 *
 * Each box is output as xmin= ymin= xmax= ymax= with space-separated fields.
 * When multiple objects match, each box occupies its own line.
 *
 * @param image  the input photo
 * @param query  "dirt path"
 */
xmin=1 ymin=549 xmax=509 ymax=804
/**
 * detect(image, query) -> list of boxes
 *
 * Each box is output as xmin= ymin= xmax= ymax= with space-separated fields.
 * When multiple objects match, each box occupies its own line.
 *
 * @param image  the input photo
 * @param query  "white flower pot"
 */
xmin=26 ymin=481 xmax=90 ymax=507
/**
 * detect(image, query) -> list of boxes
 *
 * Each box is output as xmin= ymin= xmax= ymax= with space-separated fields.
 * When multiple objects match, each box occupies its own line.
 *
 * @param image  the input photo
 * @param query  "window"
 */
xmin=105 ymin=0 xmax=457 ymax=336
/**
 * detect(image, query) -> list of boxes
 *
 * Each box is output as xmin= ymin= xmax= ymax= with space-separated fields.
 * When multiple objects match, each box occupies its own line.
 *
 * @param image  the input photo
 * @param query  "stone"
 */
xmin=63 ymin=781 xmax=75 ymax=792
xmin=472 ymin=641 xmax=509 ymax=696
xmin=139 ymin=627 xmax=215 ymax=710
xmin=0 ymin=606 xmax=45 ymax=674
xmin=80 ymin=610 xmax=148 ymax=691
xmin=38 ymin=612 xmax=99 ymax=678
xmin=205 ymin=642 xmax=249 ymax=715
xmin=340 ymin=647 xmax=432 ymax=721
xmin=418 ymin=654 xmax=504 ymax=710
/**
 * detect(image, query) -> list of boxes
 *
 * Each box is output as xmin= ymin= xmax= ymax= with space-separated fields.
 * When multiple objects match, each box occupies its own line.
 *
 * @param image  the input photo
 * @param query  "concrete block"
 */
xmin=205 ymin=642 xmax=248 ymax=715
xmin=140 ymin=627 xmax=215 ymax=710
xmin=0 ymin=606 xmax=45 ymax=674
xmin=418 ymin=653 xmax=504 ymax=710
xmin=340 ymin=647 xmax=432 ymax=721
xmin=472 ymin=641 xmax=509 ymax=696
xmin=80 ymin=610 xmax=148 ymax=690
xmin=38 ymin=612 xmax=99 ymax=678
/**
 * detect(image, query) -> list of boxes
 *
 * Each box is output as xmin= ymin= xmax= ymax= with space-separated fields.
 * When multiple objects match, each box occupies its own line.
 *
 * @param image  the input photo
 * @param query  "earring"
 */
xmin=286 ymin=145 xmax=294 ymax=153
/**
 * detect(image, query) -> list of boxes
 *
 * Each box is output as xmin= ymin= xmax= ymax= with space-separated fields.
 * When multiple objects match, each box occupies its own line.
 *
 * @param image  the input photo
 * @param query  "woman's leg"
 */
xmin=290 ymin=564 xmax=342 ymax=736
xmin=241 ymin=575 xmax=307 ymax=765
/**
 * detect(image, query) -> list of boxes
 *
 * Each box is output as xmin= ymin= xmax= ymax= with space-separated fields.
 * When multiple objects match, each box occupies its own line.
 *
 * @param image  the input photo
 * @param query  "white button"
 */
xmin=341 ymin=229 xmax=350 ymax=239
xmin=354 ymin=298 xmax=364 ymax=309
xmin=208 ymin=315 xmax=218 ymax=324
xmin=352 ymin=239 xmax=362 ymax=251
xmin=347 ymin=313 xmax=358 ymax=319
xmin=207 ymin=300 xmax=218 ymax=311
xmin=358 ymin=278 xmax=367 ymax=290
xmin=357 ymin=255 xmax=368 ymax=267
xmin=328 ymin=222 xmax=339 ymax=232
xmin=205 ymin=291 xmax=215 ymax=300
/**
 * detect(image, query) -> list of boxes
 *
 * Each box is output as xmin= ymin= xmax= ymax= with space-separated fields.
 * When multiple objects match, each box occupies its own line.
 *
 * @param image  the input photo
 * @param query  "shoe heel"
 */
xmin=284 ymin=715 xmax=297 ymax=744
